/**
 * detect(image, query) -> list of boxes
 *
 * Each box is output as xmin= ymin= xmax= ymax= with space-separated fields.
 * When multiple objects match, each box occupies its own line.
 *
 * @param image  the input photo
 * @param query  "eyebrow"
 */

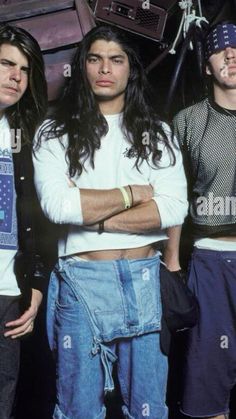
xmin=0 ymin=58 xmax=30 ymax=70
xmin=86 ymin=53 xmax=126 ymax=60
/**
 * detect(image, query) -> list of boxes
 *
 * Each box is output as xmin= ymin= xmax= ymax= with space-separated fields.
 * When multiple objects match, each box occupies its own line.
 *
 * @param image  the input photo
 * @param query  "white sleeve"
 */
xmin=151 ymin=126 xmax=188 ymax=229
xmin=32 ymin=130 xmax=83 ymax=225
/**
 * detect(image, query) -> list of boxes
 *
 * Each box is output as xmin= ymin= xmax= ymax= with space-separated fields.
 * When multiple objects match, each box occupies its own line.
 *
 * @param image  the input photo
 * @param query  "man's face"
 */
xmin=0 ymin=43 xmax=29 ymax=116
xmin=206 ymin=46 xmax=236 ymax=89
xmin=86 ymin=39 xmax=130 ymax=110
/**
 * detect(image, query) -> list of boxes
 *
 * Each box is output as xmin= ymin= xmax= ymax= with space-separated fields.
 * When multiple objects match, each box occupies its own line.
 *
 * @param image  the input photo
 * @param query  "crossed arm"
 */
xmin=79 ymin=183 xmax=155 ymax=228
xmin=33 ymin=142 xmax=187 ymax=230
xmin=33 ymin=136 xmax=188 ymax=269
xmin=80 ymin=190 xmax=161 ymax=234
xmin=77 ymin=188 xmax=182 ymax=272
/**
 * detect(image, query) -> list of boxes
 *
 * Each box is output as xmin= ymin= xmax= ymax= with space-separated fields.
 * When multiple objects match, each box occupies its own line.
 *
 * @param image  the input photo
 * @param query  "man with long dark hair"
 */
xmin=33 ymin=25 xmax=187 ymax=419
xmin=0 ymin=24 xmax=48 ymax=418
xmin=173 ymin=21 xmax=236 ymax=419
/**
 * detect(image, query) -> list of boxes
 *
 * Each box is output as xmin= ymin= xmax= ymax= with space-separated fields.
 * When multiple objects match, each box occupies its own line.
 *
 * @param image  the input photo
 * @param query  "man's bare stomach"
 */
xmin=214 ymin=236 xmax=236 ymax=241
xmin=73 ymin=244 xmax=156 ymax=261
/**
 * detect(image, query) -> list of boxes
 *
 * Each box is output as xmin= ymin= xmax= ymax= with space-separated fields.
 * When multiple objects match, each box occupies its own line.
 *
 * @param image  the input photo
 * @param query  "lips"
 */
xmin=228 ymin=65 xmax=236 ymax=71
xmin=96 ymin=80 xmax=114 ymax=86
xmin=3 ymin=86 xmax=19 ymax=94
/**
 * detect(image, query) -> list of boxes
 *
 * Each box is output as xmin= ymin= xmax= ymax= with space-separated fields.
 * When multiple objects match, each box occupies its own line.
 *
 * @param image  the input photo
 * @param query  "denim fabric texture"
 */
xmin=47 ymin=254 xmax=168 ymax=419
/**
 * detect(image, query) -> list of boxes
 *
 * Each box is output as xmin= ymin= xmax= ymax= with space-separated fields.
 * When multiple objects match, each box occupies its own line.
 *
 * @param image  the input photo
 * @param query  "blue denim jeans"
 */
xmin=47 ymin=254 xmax=168 ymax=419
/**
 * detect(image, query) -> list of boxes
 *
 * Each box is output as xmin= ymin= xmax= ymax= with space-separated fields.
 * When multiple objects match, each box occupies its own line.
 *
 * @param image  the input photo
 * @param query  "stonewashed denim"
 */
xmin=47 ymin=253 xmax=168 ymax=419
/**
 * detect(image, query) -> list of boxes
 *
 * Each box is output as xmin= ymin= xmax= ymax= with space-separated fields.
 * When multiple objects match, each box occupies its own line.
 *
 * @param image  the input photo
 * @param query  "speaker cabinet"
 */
xmin=94 ymin=0 xmax=175 ymax=41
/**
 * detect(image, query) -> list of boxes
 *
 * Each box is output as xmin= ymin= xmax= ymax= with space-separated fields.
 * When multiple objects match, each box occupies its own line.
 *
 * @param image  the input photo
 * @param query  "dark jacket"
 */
xmin=12 ymin=143 xmax=57 ymax=305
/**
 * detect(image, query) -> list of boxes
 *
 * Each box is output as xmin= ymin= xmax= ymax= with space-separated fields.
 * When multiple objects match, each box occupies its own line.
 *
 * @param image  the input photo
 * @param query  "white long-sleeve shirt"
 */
xmin=33 ymin=114 xmax=188 ymax=257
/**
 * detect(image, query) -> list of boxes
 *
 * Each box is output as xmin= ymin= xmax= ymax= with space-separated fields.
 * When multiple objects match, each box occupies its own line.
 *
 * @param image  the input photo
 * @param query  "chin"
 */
xmin=95 ymin=94 xmax=115 ymax=101
xmin=0 ymin=96 xmax=19 ymax=108
xmin=224 ymin=82 xmax=236 ymax=89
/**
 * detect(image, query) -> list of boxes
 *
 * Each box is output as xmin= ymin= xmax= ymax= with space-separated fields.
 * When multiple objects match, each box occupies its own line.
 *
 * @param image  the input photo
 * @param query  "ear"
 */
xmin=206 ymin=64 xmax=212 ymax=76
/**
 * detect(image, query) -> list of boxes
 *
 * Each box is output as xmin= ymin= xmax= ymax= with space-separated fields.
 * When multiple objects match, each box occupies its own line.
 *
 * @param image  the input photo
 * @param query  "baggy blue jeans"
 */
xmin=47 ymin=253 xmax=168 ymax=419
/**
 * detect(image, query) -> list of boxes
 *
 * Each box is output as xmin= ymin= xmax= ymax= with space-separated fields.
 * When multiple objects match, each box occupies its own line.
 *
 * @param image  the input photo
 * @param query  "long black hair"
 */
xmin=37 ymin=25 xmax=174 ymax=177
xmin=0 ymin=24 xmax=47 ymax=145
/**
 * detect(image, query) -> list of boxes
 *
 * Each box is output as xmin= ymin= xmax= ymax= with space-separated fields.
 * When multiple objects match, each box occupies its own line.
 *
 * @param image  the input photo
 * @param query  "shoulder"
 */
xmin=33 ymin=119 xmax=68 ymax=152
xmin=35 ymin=119 xmax=55 ymax=141
xmin=172 ymin=99 xmax=209 ymax=145
xmin=174 ymin=98 xmax=208 ymax=124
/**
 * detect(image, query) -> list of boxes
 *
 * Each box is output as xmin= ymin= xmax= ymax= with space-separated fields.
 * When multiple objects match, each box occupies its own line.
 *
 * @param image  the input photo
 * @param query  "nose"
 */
xmin=10 ymin=66 xmax=21 ymax=82
xmin=99 ymin=59 xmax=111 ymax=74
xmin=224 ymin=47 xmax=236 ymax=62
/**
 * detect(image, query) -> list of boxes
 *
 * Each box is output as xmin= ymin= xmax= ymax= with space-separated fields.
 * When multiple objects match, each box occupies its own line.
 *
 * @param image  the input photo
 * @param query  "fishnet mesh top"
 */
xmin=173 ymin=98 xmax=236 ymax=239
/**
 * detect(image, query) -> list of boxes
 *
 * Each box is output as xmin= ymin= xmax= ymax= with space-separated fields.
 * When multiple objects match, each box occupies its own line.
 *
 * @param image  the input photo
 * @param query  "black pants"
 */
xmin=0 ymin=296 xmax=20 ymax=419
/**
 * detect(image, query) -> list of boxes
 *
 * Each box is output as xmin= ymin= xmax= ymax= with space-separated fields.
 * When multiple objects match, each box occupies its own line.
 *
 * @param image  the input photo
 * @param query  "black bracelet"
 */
xmin=128 ymin=185 xmax=133 ymax=207
xmin=98 ymin=220 xmax=104 ymax=234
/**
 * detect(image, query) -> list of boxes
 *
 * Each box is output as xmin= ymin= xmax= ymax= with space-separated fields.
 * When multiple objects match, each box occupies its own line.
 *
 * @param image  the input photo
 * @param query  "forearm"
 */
xmin=80 ymin=187 xmax=129 ymax=224
xmin=35 ymin=165 xmax=152 ymax=225
xmin=31 ymin=288 xmax=43 ymax=309
xmin=79 ymin=183 xmax=153 ymax=225
xmin=163 ymin=226 xmax=182 ymax=271
xmin=104 ymin=200 xmax=161 ymax=233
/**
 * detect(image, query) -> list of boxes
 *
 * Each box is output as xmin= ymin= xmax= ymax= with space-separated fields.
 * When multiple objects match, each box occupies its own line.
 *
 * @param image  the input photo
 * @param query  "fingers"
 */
xmin=6 ymin=310 xmax=32 ymax=328
xmin=4 ymin=319 xmax=35 ymax=339
xmin=4 ymin=307 xmax=37 ymax=339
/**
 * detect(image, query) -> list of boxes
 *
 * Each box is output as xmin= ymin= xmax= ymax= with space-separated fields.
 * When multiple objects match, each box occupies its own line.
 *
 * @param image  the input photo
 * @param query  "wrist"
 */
xmin=124 ymin=185 xmax=133 ymax=207
xmin=119 ymin=186 xmax=132 ymax=210
xmin=31 ymin=289 xmax=43 ymax=309
xmin=164 ymin=261 xmax=181 ymax=271
xmin=163 ymin=253 xmax=181 ymax=271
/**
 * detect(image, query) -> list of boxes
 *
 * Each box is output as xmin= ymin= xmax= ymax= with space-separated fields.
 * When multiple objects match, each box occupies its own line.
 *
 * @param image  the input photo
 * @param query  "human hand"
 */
xmin=4 ymin=289 xmax=43 ymax=339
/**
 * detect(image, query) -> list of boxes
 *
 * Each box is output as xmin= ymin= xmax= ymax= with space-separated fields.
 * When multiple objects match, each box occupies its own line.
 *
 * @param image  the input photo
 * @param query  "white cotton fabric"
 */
xmin=33 ymin=114 xmax=188 ymax=257
xmin=195 ymin=237 xmax=236 ymax=251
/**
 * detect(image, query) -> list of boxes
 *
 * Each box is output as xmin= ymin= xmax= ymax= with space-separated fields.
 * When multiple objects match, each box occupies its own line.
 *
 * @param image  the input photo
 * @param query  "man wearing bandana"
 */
xmin=173 ymin=21 xmax=236 ymax=419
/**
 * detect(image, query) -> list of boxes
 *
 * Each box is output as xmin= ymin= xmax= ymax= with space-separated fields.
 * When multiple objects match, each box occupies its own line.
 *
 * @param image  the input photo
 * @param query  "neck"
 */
xmin=98 ymin=95 xmax=125 ymax=115
xmin=214 ymin=85 xmax=236 ymax=110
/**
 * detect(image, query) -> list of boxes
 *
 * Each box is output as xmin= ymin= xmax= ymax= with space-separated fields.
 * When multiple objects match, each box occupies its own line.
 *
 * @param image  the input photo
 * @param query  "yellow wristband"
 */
xmin=119 ymin=187 xmax=131 ymax=209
